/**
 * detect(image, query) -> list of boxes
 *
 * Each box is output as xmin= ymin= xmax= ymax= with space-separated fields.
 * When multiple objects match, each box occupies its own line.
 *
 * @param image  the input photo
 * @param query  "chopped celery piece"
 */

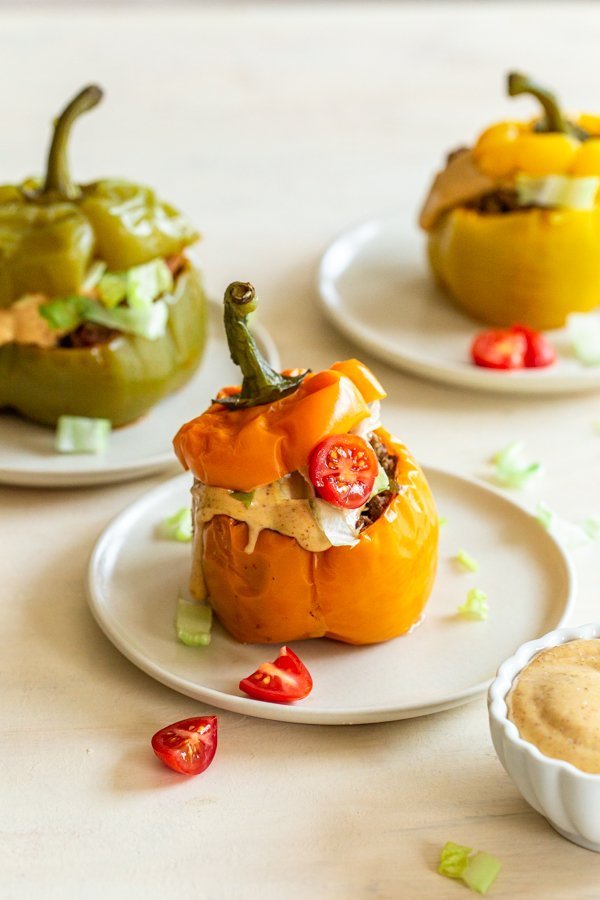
xmin=438 ymin=842 xmax=472 ymax=879
xmin=98 ymin=272 xmax=127 ymax=308
xmin=567 ymin=313 xmax=600 ymax=367
xmin=159 ymin=507 xmax=193 ymax=542
xmin=126 ymin=259 xmax=173 ymax=309
xmin=462 ymin=851 xmax=501 ymax=895
xmin=438 ymin=843 xmax=500 ymax=895
xmin=85 ymin=298 xmax=169 ymax=339
xmin=55 ymin=416 xmax=111 ymax=454
xmin=535 ymin=501 xmax=554 ymax=531
xmin=311 ymin=499 xmax=360 ymax=547
xmin=455 ymin=549 xmax=479 ymax=573
xmin=176 ymin=595 xmax=212 ymax=647
xmin=458 ymin=588 xmax=488 ymax=621
xmin=516 ymin=173 xmax=599 ymax=210
xmin=230 ymin=490 xmax=255 ymax=508
xmin=491 ymin=441 xmax=541 ymax=489
xmin=583 ymin=514 xmax=600 ymax=542
xmin=438 ymin=515 xmax=447 ymax=527
xmin=81 ymin=260 xmax=107 ymax=293
xmin=371 ymin=463 xmax=390 ymax=497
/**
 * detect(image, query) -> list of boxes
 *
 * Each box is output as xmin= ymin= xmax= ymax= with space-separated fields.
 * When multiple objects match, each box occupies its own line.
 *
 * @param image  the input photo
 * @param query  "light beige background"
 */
xmin=2 ymin=3 xmax=600 ymax=898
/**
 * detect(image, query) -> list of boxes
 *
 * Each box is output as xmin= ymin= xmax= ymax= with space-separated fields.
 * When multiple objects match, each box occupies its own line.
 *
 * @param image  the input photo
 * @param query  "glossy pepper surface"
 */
xmin=0 ymin=86 xmax=198 ymax=307
xmin=0 ymin=264 xmax=206 ymax=427
xmin=176 ymin=282 xmax=438 ymax=645
xmin=422 ymin=73 xmax=600 ymax=329
xmin=198 ymin=429 xmax=438 ymax=645
xmin=0 ymin=86 xmax=206 ymax=425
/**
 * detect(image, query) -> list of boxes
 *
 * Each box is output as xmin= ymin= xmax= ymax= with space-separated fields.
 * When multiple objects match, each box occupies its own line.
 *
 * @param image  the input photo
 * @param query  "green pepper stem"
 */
xmin=219 ymin=282 xmax=307 ymax=409
xmin=42 ymin=85 xmax=103 ymax=199
xmin=506 ymin=71 xmax=590 ymax=140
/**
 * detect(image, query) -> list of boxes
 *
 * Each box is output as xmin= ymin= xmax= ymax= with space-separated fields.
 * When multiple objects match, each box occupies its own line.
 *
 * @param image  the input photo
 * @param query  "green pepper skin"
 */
xmin=0 ymin=264 xmax=207 ymax=427
xmin=80 ymin=180 xmax=199 ymax=270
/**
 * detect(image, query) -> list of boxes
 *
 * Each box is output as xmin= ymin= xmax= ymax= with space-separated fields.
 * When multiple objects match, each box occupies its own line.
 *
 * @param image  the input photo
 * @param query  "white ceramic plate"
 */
xmin=318 ymin=214 xmax=600 ymax=395
xmin=0 ymin=300 xmax=279 ymax=488
xmin=87 ymin=468 xmax=574 ymax=725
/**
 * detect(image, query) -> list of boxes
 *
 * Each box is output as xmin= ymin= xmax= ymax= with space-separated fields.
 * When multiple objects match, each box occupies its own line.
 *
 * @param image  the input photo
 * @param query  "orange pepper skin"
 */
xmin=174 ymin=365 xmax=373 ymax=491
xmin=330 ymin=358 xmax=387 ymax=403
xmin=198 ymin=430 xmax=438 ymax=645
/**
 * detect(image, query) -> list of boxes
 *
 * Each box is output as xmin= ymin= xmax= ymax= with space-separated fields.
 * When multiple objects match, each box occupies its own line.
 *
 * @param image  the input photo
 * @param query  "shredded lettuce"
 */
xmin=55 ymin=415 xmax=111 ymax=454
xmin=439 ymin=842 xmax=500 ymax=895
xmin=371 ymin=463 xmax=390 ymax=497
xmin=455 ymin=549 xmax=479 ymax=573
xmin=491 ymin=441 xmax=541 ymax=489
xmin=97 ymin=272 xmax=127 ymax=308
xmin=516 ymin=173 xmax=599 ymax=210
xmin=127 ymin=259 xmax=173 ymax=309
xmin=158 ymin=507 xmax=193 ymax=542
xmin=567 ymin=312 xmax=600 ymax=367
xmin=40 ymin=294 xmax=169 ymax=339
xmin=40 ymin=296 xmax=87 ymax=332
xmin=311 ymin=499 xmax=360 ymax=547
xmin=230 ymin=490 xmax=255 ymax=509
xmin=458 ymin=588 xmax=488 ymax=621
xmin=176 ymin=594 xmax=212 ymax=647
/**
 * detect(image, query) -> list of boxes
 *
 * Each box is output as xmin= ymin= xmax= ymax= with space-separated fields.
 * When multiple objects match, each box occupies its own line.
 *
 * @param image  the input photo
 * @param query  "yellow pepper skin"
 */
xmin=428 ymin=206 xmax=600 ymax=329
xmin=423 ymin=74 xmax=600 ymax=328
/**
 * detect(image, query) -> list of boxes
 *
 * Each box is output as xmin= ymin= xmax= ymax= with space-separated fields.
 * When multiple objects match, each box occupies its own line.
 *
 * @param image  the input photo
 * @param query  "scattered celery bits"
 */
xmin=230 ymin=490 xmax=255 ymax=508
xmin=158 ymin=507 xmax=193 ymax=543
xmin=438 ymin=842 xmax=500 ymax=895
xmin=458 ymin=588 xmax=488 ymax=621
xmin=55 ymin=416 xmax=111 ymax=454
xmin=176 ymin=594 xmax=212 ymax=647
xmin=454 ymin=549 xmax=479 ymax=573
xmin=491 ymin=441 xmax=541 ymax=489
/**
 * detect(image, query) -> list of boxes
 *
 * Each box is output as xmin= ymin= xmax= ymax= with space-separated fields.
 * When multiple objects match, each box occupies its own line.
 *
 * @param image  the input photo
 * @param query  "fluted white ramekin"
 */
xmin=488 ymin=622 xmax=600 ymax=852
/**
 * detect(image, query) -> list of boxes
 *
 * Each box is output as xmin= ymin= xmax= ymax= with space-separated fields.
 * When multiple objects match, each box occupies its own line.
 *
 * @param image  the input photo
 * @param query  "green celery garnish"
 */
xmin=55 ymin=416 xmax=111 ymax=454
xmin=231 ymin=490 xmax=255 ymax=508
xmin=438 ymin=842 xmax=500 ymax=895
xmin=455 ymin=549 xmax=479 ymax=573
xmin=491 ymin=441 xmax=541 ymax=489
xmin=159 ymin=507 xmax=193 ymax=542
xmin=176 ymin=595 xmax=212 ymax=647
xmin=458 ymin=589 xmax=489 ymax=621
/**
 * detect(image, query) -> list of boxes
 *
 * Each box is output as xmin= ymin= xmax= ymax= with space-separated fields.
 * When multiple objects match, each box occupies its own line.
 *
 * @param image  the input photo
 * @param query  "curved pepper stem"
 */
xmin=218 ymin=281 xmax=307 ymax=409
xmin=42 ymin=85 xmax=103 ymax=199
xmin=507 ymin=72 xmax=588 ymax=140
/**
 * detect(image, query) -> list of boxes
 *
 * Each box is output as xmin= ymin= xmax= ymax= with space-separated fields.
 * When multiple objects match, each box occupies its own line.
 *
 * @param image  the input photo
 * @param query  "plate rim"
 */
xmin=317 ymin=212 xmax=600 ymax=397
xmin=0 ymin=299 xmax=280 ymax=488
xmin=86 ymin=467 xmax=576 ymax=725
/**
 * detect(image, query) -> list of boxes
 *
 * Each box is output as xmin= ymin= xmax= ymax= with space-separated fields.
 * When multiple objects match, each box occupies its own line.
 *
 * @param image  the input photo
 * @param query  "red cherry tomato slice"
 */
xmin=239 ymin=646 xmax=313 ymax=704
xmin=308 ymin=434 xmax=378 ymax=509
xmin=511 ymin=325 xmax=556 ymax=368
xmin=151 ymin=716 xmax=217 ymax=775
xmin=471 ymin=328 xmax=528 ymax=370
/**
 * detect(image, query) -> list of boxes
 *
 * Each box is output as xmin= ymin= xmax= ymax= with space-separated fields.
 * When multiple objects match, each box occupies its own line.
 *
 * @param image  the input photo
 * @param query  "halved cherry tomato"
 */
xmin=308 ymin=434 xmax=378 ymax=509
xmin=239 ymin=646 xmax=313 ymax=704
xmin=512 ymin=325 xmax=556 ymax=368
xmin=471 ymin=328 xmax=528 ymax=369
xmin=151 ymin=716 xmax=217 ymax=775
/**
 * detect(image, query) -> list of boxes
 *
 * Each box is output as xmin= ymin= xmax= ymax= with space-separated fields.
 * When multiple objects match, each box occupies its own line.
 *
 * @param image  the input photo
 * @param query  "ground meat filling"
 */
xmin=465 ymin=189 xmax=535 ymax=215
xmin=59 ymin=322 xmax=118 ymax=348
xmin=357 ymin=433 xmax=399 ymax=532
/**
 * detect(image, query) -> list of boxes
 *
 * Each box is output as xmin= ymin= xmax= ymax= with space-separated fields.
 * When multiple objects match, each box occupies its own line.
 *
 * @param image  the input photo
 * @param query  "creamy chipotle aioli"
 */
xmin=507 ymin=639 xmax=600 ymax=774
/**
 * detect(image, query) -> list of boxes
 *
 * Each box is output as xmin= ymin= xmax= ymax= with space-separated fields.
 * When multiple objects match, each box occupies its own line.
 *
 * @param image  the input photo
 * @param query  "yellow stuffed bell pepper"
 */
xmin=420 ymin=73 xmax=600 ymax=329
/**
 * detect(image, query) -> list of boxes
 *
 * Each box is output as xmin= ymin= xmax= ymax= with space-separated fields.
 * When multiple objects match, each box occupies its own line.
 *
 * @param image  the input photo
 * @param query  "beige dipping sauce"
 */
xmin=507 ymin=639 xmax=600 ymax=774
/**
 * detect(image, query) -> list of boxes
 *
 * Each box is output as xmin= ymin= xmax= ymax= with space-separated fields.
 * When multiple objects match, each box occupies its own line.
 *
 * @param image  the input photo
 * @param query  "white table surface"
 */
xmin=2 ymin=3 xmax=600 ymax=898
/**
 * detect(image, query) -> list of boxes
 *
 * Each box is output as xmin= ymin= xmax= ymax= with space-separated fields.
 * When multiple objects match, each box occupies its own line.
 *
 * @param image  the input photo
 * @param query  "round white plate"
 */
xmin=87 ymin=468 xmax=574 ymax=725
xmin=318 ymin=214 xmax=600 ymax=395
xmin=0 ymin=300 xmax=279 ymax=488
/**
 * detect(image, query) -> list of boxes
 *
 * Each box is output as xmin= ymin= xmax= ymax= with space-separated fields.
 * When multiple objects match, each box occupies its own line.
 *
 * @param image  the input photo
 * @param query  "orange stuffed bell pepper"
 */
xmin=174 ymin=281 xmax=438 ymax=645
xmin=420 ymin=72 xmax=600 ymax=329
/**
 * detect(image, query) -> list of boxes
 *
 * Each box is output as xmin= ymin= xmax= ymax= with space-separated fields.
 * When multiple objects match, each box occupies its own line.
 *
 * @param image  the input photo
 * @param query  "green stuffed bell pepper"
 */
xmin=0 ymin=85 xmax=207 ymax=427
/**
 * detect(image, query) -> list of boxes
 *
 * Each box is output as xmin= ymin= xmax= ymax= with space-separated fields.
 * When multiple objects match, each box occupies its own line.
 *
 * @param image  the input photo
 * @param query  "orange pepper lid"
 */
xmin=173 ymin=359 xmax=386 ymax=491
